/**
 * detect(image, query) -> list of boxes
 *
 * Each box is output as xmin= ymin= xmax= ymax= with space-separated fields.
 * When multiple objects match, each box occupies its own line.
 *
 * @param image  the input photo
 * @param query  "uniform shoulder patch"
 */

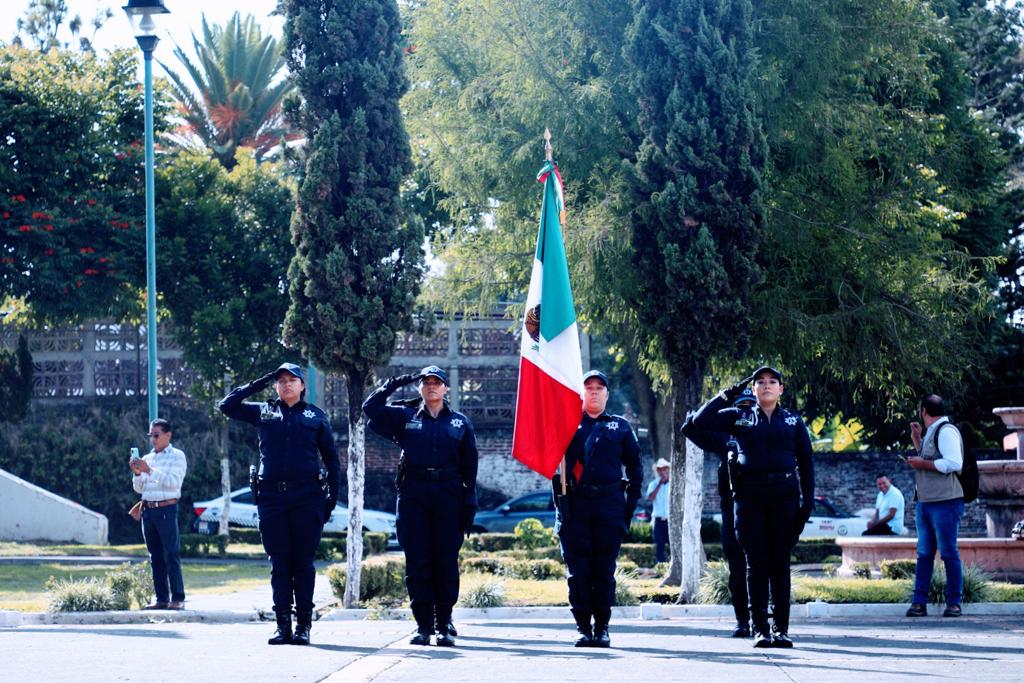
xmin=303 ymin=409 xmax=316 ymax=419
xmin=784 ymin=412 xmax=799 ymax=426
xmin=450 ymin=417 xmax=464 ymax=429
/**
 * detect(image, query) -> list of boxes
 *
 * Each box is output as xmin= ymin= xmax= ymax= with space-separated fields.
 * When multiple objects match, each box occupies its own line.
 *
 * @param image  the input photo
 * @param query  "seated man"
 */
xmin=863 ymin=474 xmax=905 ymax=536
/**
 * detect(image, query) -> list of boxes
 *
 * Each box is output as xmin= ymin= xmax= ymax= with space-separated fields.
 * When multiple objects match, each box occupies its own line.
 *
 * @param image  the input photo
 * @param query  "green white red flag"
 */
xmin=512 ymin=161 xmax=584 ymax=478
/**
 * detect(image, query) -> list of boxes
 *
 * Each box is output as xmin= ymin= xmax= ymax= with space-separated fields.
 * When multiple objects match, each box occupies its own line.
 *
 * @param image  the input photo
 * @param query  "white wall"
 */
xmin=0 ymin=469 xmax=108 ymax=545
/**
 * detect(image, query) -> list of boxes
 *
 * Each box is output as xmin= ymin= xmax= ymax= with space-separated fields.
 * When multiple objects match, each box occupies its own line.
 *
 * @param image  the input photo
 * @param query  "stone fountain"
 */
xmin=980 ymin=408 xmax=1024 ymax=537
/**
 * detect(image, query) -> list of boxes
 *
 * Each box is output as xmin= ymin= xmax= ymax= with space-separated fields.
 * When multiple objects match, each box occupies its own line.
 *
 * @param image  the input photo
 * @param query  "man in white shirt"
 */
xmin=645 ymin=458 xmax=671 ymax=563
xmin=131 ymin=418 xmax=188 ymax=610
xmin=863 ymin=474 xmax=905 ymax=536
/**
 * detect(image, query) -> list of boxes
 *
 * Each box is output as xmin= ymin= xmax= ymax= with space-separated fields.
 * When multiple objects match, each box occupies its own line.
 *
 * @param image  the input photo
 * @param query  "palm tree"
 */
xmin=161 ymin=13 xmax=294 ymax=168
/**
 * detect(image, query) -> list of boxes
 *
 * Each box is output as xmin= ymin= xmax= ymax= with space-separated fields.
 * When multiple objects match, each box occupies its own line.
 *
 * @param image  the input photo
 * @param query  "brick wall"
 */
xmin=358 ymin=428 xmax=1003 ymax=537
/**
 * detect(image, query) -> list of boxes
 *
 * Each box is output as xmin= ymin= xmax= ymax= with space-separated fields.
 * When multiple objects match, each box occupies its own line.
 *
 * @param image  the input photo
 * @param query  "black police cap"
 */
xmin=274 ymin=362 xmax=305 ymax=383
xmin=751 ymin=366 xmax=783 ymax=383
xmin=418 ymin=365 xmax=449 ymax=386
xmin=583 ymin=370 xmax=609 ymax=387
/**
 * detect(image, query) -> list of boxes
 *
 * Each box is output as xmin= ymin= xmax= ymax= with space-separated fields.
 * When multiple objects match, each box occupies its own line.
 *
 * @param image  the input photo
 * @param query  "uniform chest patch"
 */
xmin=405 ymin=421 xmax=423 ymax=430
xmin=450 ymin=418 xmax=464 ymax=429
xmin=785 ymin=416 xmax=798 ymax=426
xmin=260 ymin=404 xmax=283 ymax=421
xmin=303 ymin=409 xmax=315 ymax=419
xmin=607 ymin=422 xmax=619 ymax=430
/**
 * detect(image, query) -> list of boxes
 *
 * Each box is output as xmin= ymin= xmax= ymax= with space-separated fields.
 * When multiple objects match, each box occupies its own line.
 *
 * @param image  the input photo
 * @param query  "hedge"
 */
xmin=619 ymin=544 xmax=657 ymax=568
xmin=461 ymin=556 xmax=565 ymax=580
xmin=326 ymin=555 xmax=407 ymax=603
xmin=180 ymin=533 xmax=229 ymax=557
xmin=465 ymin=533 xmax=518 ymax=552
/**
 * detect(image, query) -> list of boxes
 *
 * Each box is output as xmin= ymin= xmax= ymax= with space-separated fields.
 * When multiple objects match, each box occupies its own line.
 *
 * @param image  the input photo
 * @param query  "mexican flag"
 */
xmin=512 ymin=161 xmax=584 ymax=478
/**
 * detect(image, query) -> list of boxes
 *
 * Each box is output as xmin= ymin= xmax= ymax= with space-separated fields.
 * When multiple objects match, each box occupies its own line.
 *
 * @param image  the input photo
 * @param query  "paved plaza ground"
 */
xmin=3 ymin=612 xmax=1023 ymax=682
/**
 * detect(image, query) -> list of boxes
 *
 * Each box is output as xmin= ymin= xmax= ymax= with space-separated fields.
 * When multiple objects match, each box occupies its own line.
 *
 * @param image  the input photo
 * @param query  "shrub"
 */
xmin=462 ymin=557 xmax=507 ymax=575
xmin=106 ymin=561 xmax=153 ymax=610
xmin=316 ymin=537 xmax=347 ymax=561
xmin=326 ymin=556 xmax=407 ymax=604
xmin=617 ymin=560 xmax=639 ymax=575
xmin=47 ymin=576 xmax=118 ymax=612
xmin=626 ymin=523 xmax=653 ymax=543
xmin=880 ymin=559 xmax=917 ymax=581
xmin=704 ymin=543 xmax=724 ymax=561
xmin=652 ymin=562 xmax=670 ymax=578
xmin=791 ymin=540 xmax=841 ymax=564
xmin=180 ymin=533 xmax=228 ymax=557
xmin=514 ymin=518 xmax=555 ymax=550
xmin=466 ymin=533 xmax=518 ymax=552
xmin=822 ymin=563 xmax=838 ymax=578
xmin=700 ymin=517 xmax=722 ymax=543
xmin=525 ymin=546 xmax=563 ymax=561
xmin=852 ymin=562 xmax=872 ymax=579
xmin=614 ymin=567 xmax=639 ymax=606
xmin=633 ymin=584 xmax=680 ymax=604
xmin=506 ymin=559 xmax=565 ymax=580
xmin=991 ymin=582 xmax=1024 ymax=602
xmin=619 ymin=543 xmax=657 ymax=568
xmin=231 ymin=528 xmax=262 ymax=545
xmin=364 ymin=532 xmax=389 ymax=556
xmin=792 ymin=577 xmax=908 ymax=604
xmin=460 ymin=579 xmax=507 ymax=608
xmin=925 ymin=564 xmax=992 ymax=605
xmin=696 ymin=560 xmax=732 ymax=605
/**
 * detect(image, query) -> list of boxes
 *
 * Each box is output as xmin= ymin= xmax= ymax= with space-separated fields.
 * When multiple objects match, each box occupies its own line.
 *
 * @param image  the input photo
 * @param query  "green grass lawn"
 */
xmin=0 ymin=562 xmax=270 ymax=612
xmin=0 ymin=541 xmax=269 ymax=559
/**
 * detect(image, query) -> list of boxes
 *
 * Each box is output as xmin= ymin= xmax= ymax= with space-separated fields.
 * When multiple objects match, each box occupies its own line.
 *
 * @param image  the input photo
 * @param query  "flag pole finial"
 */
xmin=544 ymin=128 xmax=552 ymax=162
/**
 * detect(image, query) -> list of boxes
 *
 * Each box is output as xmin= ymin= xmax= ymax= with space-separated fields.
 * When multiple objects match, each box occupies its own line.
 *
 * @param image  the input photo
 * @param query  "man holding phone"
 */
xmin=131 ymin=418 xmax=188 ymax=610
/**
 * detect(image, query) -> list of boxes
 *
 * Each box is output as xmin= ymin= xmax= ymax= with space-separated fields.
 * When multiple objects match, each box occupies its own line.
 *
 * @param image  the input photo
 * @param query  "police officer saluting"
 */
xmin=362 ymin=366 xmax=478 ymax=647
xmin=684 ymin=367 xmax=813 ymax=648
xmin=219 ymin=363 xmax=340 ymax=646
xmin=554 ymin=370 xmax=643 ymax=648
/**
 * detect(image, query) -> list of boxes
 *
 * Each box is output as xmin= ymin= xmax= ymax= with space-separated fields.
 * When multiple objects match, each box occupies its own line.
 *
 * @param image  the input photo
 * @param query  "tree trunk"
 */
xmin=343 ymin=370 xmax=367 ymax=608
xmin=217 ymin=418 xmax=231 ymax=537
xmin=629 ymin=362 xmax=673 ymax=462
xmin=661 ymin=365 xmax=705 ymax=601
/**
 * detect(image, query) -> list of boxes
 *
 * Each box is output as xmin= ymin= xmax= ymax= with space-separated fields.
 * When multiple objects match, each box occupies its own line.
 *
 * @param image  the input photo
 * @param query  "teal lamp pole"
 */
xmin=123 ymin=0 xmax=169 ymax=423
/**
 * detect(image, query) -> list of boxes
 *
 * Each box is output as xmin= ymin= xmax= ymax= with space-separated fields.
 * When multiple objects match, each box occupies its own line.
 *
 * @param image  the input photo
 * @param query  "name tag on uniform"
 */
xmin=260 ymin=404 xmax=283 ymax=421
xmin=405 ymin=421 xmax=423 ymax=430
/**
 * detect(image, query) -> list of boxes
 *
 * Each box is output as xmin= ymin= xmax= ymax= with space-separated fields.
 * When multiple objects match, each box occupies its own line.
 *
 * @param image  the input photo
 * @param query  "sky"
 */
xmin=1 ymin=1 xmax=285 ymax=69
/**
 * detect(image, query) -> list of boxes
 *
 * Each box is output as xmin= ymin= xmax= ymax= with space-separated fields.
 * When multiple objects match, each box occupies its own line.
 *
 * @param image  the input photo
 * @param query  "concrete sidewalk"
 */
xmin=2 ymin=615 xmax=1023 ymax=682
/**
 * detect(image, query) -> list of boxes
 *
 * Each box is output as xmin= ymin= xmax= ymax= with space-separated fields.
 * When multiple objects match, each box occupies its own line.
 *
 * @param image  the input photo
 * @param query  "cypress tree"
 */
xmin=624 ymin=0 xmax=766 ymax=597
xmin=281 ymin=0 xmax=425 ymax=606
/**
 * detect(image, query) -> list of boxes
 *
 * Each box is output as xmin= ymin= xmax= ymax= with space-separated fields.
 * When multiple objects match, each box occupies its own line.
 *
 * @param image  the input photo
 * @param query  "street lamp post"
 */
xmin=123 ymin=1 xmax=169 ymax=423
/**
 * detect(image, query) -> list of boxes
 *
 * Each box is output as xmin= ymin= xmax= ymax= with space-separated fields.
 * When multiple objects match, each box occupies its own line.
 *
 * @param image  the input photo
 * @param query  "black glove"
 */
xmin=722 ymin=374 xmax=756 ymax=401
xmin=793 ymin=504 xmax=812 ymax=538
xmin=323 ymin=496 xmax=338 ymax=522
xmin=251 ymin=371 xmax=276 ymax=391
xmin=461 ymin=504 xmax=477 ymax=536
xmin=384 ymin=373 xmax=420 ymax=391
xmin=623 ymin=504 xmax=636 ymax=533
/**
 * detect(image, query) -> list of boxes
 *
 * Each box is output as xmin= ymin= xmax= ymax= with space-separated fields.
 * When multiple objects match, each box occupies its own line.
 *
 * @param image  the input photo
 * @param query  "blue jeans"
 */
xmin=142 ymin=504 xmax=185 ymax=603
xmin=912 ymin=498 xmax=964 ymax=606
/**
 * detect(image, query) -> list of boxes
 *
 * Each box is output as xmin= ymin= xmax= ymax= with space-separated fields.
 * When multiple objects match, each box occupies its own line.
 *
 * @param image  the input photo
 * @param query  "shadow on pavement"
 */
xmin=10 ymin=627 xmax=187 ymax=639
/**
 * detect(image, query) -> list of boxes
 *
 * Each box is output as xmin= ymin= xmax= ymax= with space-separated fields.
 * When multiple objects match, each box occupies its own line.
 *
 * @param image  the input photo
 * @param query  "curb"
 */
xmin=5 ymin=602 xmax=1024 ymax=627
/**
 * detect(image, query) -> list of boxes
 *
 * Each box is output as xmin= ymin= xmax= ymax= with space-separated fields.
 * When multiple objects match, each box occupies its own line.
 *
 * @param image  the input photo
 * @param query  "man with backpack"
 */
xmin=905 ymin=394 xmax=965 ymax=618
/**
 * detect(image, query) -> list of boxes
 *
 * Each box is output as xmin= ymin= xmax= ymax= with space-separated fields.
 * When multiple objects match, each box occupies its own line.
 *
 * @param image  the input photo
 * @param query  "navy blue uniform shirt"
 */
xmin=565 ymin=412 xmax=643 ymax=509
xmin=362 ymin=385 xmax=479 ymax=506
xmin=683 ymin=394 xmax=814 ymax=504
xmin=219 ymin=381 xmax=340 ymax=495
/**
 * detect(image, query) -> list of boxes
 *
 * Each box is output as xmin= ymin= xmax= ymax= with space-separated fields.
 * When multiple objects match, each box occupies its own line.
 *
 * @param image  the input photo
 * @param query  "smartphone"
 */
xmin=894 ymin=451 xmax=907 ymax=463
xmin=130 ymin=447 xmax=141 ymax=461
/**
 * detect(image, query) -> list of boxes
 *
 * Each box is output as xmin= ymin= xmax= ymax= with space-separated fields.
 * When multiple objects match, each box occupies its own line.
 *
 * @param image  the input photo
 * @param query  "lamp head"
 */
xmin=122 ymin=0 xmax=170 ymax=37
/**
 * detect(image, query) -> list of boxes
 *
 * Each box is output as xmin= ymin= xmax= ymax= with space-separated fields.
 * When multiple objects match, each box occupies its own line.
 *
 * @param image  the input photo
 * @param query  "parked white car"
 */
xmin=191 ymin=487 xmax=397 ymax=538
xmin=714 ymin=495 xmax=869 ymax=539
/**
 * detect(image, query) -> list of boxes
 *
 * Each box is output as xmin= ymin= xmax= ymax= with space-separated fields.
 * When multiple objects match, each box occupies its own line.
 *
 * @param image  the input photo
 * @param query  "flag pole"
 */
xmin=545 ymin=128 xmax=568 ymax=496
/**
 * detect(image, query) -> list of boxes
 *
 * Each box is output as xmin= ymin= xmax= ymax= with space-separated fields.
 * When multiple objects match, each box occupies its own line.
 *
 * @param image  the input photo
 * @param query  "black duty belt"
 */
xmin=572 ymin=482 xmax=623 ymax=498
xmin=259 ymin=478 xmax=318 ymax=492
xmin=740 ymin=469 xmax=797 ymax=486
xmin=404 ymin=465 xmax=460 ymax=482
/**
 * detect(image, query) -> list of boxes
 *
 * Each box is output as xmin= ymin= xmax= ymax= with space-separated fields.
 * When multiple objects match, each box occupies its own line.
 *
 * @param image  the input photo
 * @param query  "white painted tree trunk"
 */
xmin=218 ymin=420 xmax=231 ymax=537
xmin=679 ymin=437 xmax=705 ymax=601
xmin=343 ymin=413 xmax=365 ymax=608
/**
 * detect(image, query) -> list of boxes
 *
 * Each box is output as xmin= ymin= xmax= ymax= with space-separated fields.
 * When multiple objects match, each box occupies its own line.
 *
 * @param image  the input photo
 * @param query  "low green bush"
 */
xmin=991 ymin=582 xmax=1024 ymax=602
xmin=696 ymin=560 xmax=732 ymax=605
xmin=822 ymin=563 xmax=838 ymax=577
xmin=316 ymin=537 xmax=347 ymax=561
xmin=852 ymin=562 xmax=872 ymax=579
xmin=880 ymin=559 xmax=917 ymax=580
xmin=180 ymin=533 xmax=228 ymax=557
xmin=791 ymin=540 xmax=841 ymax=564
xmin=617 ymin=560 xmax=639 ymax=575
xmin=925 ymin=564 xmax=992 ymax=604
xmin=106 ymin=561 xmax=154 ymax=610
xmin=462 ymin=557 xmax=507 ymax=575
xmin=792 ymin=577 xmax=909 ymax=604
xmin=230 ymin=528 xmax=262 ymax=545
xmin=704 ymin=543 xmax=724 ymax=562
xmin=614 ymin=566 xmax=639 ymax=606
xmin=466 ymin=533 xmax=518 ymax=552
xmin=506 ymin=559 xmax=565 ymax=580
xmin=514 ymin=518 xmax=555 ymax=549
xmin=626 ymin=523 xmax=653 ymax=543
xmin=460 ymin=579 xmax=507 ymax=608
xmin=701 ymin=517 xmax=722 ymax=543
xmin=326 ymin=556 xmax=407 ymax=604
xmin=633 ymin=584 xmax=680 ymax=604
xmin=619 ymin=543 xmax=657 ymax=568
xmin=525 ymin=546 xmax=563 ymax=561
xmin=46 ymin=576 xmax=118 ymax=612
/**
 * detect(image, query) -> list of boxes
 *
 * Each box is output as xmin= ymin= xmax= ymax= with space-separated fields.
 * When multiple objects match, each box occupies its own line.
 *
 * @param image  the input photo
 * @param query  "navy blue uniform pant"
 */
xmin=396 ymin=478 xmax=464 ymax=630
xmin=142 ymin=504 xmax=185 ymax=604
xmin=733 ymin=477 xmax=799 ymax=632
xmin=720 ymin=494 xmax=749 ymax=626
xmin=557 ymin=493 xmax=625 ymax=625
xmin=258 ymin=483 xmax=324 ymax=613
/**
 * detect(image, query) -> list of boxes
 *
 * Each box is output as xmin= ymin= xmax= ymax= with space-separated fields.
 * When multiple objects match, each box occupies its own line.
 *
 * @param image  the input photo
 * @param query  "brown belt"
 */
xmin=142 ymin=498 xmax=178 ymax=509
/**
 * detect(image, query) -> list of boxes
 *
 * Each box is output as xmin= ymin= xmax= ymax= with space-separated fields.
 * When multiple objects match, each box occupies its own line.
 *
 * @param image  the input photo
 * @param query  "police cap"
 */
xmin=583 ymin=370 xmax=609 ymax=387
xmin=418 ymin=365 xmax=449 ymax=386
xmin=751 ymin=366 xmax=783 ymax=383
xmin=274 ymin=362 xmax=305 ymax=383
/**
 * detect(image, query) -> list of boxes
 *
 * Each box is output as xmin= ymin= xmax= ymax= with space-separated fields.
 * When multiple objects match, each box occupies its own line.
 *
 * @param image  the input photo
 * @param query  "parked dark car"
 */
xmin=469 ymin=490 xmax=555 ymax=533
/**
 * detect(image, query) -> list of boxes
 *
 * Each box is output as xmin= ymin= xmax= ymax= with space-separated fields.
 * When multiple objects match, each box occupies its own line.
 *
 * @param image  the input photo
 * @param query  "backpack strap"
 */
xmin=934 ymin=421 xmax=964 ymax=464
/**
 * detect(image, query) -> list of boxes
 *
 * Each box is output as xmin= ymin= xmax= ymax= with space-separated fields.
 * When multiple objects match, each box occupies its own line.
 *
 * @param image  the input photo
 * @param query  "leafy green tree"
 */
xmin=0 ymin=46 xmax=169 ymax=323
xmin=13 ymin=0 xmax=111 ymax=53
xmin=162 ymin=13 xmax=293 ymax=168
xmin=623 ymin=0 xmax=766 ymax=597
xmin=0 ymin=334 xmax=33 ymax=423
xmin=281 ymin=0 xmax=425 ymax=607
xmin=155 ymin=148 xmax=294 ymax=533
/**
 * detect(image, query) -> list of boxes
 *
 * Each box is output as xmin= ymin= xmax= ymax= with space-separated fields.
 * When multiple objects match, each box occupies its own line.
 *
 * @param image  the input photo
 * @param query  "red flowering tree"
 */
xmin=0 ymin=46 xmax=170 ymax=322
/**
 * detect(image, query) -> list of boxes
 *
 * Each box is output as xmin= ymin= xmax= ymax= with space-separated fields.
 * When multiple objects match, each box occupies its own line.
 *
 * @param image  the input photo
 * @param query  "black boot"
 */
xmin=435 ymin=615 xmax=458 ymax=638
xmin=752 ymin=622 xmax=773 ymax=649
xmin=435 ymin=624 xmax=456 ymax=647
xmin=268 ymin=609 xmax=293 ymax=645
xmin=409 ymin=630 xmax=432 ymax=646
xmin=292 ymin=610 xmax=312 ymax=645
xmin=591 ymin=621 xmax=610 ymax=648
xmin=571 ymin=609 xmax=593 ymax=647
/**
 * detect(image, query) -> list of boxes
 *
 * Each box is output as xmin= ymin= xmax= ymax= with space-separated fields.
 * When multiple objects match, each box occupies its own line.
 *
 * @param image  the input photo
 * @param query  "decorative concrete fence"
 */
xmin=0 ymin=469 xmax=108 ymax=545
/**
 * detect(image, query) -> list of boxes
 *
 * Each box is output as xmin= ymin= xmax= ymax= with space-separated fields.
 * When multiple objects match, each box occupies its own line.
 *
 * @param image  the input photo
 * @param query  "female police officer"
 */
xmin=219 ymin=363 xmax=340 ymax=646
xmin=362 ymin=366 xmax=478 ymax=647
xmin=554 ymin=370 xmax=643 ymax=648
xmin=683 ymin=366 xmax=813 ymax=648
